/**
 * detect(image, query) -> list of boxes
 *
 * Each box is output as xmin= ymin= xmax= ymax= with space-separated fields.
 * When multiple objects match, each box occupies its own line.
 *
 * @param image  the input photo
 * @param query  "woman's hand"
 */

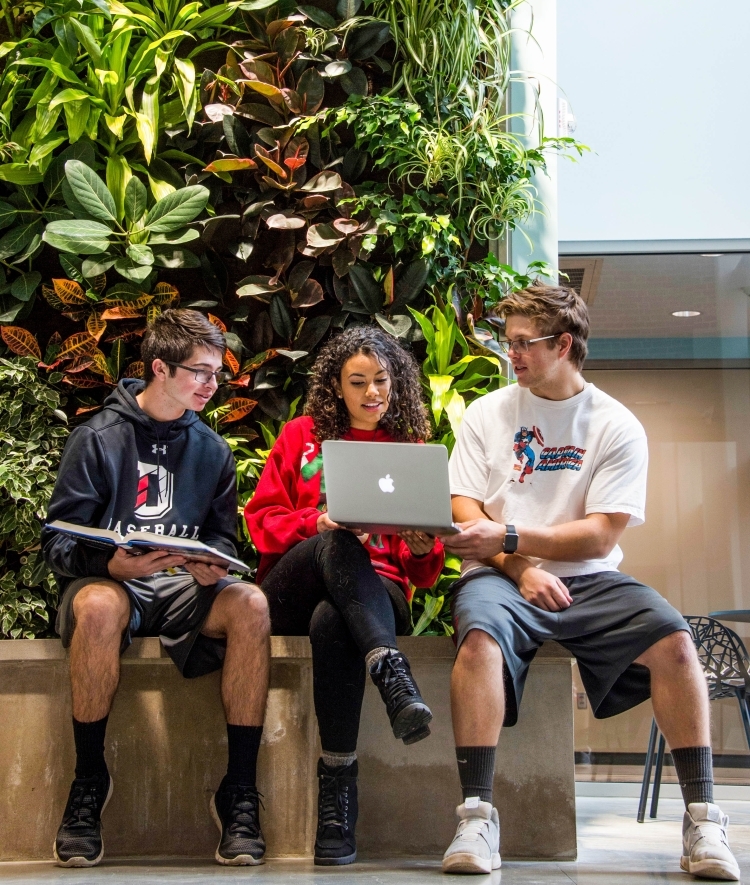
xmin=399 ymin=530 xmax=435 ymax=557
xmin=317 ymin=512 xmax=341 ymax=533
xmin=317 ymin=511 xmax=368 ymax=544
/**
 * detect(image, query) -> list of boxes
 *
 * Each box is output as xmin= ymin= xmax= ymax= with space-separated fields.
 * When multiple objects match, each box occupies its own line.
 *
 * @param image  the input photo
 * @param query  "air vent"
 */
xmin=558 ymin=258 xmax=603 ymax=305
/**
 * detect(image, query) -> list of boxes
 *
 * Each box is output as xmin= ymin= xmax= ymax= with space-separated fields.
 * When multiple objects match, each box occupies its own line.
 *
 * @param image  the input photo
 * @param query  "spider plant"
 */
xmin=366 ymin=0 xmax=521 ymax=121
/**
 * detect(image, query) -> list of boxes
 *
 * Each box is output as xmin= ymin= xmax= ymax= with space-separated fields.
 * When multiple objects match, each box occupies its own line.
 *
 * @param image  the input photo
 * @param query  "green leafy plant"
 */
xmin=0 ymin=357 xmax=68 ymax=638
xmin=42 ymin=159 xmax=209 ymax=283
xmin=0 ymin=0 xmax=582 ymax=639
xmin=411 ymin=553 xmax=461 ymax=636
xmin=1 ymin=0 xmax=239 ymax=176
xmin=409 ymin=298 xmax=508 ymax=450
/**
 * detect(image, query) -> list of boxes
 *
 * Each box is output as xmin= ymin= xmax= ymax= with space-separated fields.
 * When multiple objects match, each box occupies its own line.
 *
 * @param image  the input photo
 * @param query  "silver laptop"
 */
xmin=321 ymin=440 xmax=458 ymax=535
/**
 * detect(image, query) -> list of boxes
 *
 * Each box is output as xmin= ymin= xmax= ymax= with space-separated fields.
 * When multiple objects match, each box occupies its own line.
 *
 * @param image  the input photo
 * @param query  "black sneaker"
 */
xmin=314 ymin=758 xmax=358 ymax=866
xmin=53 ymin=772 xmax=113 ymax=867
xmin=369 ymin=650 xmax=433 ymax=744
xmin=210 ymin=782 xmax=265 ymax=865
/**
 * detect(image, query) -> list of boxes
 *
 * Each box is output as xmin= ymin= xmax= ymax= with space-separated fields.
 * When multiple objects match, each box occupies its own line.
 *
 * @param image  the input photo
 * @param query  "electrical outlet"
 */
xmin=576 ymin=692 xmax=588 ymax=709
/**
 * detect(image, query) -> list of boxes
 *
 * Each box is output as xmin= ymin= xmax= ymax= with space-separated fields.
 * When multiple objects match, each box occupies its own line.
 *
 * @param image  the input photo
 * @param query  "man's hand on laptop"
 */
xmin=108 ymin=547 xmax=187 ymax=581
xmin=441 ymin=519 xmax=506 ymax=559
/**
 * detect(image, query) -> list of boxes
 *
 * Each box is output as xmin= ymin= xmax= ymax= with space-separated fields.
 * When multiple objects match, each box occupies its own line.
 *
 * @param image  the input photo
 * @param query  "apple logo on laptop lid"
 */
xmin=378 ymin=474 xmax=395 ymax=493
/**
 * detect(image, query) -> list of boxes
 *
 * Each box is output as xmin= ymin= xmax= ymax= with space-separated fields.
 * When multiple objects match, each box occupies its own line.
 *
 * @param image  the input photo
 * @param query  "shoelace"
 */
xmin=318 ymin=773 xmax=350 ymax=831
xmin=375 ymin=654 xmax=418 ymax=706
xmin=224 ymin=786 xmax=264 ymax=838
xmin=457 ymin=817 xmax=490 ymax=841
xmin=63 ymin=780 xmax=105 ymax=830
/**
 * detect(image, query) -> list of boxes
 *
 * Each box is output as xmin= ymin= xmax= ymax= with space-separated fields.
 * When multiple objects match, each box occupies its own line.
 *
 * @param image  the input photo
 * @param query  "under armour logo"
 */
xmin=152 ymin=444 xmax=167 ymax=454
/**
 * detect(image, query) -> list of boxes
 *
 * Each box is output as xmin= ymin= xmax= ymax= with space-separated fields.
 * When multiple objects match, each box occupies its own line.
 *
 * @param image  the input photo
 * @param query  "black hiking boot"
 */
xmin=53 ymin=772 xmax=112 ymax=867
xmin=210 ymin=781 xmax=265 ymax=865
xmin=369 ymin=650 xmax=433 ymax=744
xmin=314 ymin=758 xmax=358 ymax=866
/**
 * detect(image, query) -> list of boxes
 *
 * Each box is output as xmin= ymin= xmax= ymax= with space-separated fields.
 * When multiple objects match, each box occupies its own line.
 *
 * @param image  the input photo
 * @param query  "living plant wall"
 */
xmin=0 ymin=0 xmax=579 ymax=638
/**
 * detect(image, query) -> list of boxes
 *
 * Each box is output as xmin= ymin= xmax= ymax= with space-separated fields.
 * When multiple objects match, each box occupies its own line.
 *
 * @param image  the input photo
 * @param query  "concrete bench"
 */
xmin=0 ymin=636 xmax=575 ymax=861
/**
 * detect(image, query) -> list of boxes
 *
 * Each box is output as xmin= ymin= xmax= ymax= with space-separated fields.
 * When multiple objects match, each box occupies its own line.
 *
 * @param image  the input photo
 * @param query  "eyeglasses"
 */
xmin=498 ymin=333 xmax=562 ymax=355
xmin=163 ymin=361 xmax=232 ymax=384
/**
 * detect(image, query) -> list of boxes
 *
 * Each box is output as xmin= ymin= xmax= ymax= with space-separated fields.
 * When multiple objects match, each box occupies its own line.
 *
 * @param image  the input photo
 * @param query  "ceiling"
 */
xmin=562 ymin=252 xmax=750 ymax=339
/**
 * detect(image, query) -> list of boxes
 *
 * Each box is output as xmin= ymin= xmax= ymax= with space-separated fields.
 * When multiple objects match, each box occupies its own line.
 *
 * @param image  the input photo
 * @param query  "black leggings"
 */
xmin=261 ymin=530 xmax=411 ymax=753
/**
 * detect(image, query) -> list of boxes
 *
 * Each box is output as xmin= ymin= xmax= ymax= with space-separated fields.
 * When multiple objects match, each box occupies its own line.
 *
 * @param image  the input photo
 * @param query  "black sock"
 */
xmin=456 ymin=746 xmax=496 ymax=804
xmin=73 ymin=716 xmax=108 ymax=778
xmin=672 ymin=746 xmax=714 ymax=807
xmin=225 ymin=724 xmax=263 ymax=787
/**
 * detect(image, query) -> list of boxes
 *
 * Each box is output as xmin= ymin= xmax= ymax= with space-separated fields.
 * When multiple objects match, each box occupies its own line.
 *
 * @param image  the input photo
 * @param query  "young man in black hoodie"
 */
xmin=42 ymin=309 xmax=271 ymax=868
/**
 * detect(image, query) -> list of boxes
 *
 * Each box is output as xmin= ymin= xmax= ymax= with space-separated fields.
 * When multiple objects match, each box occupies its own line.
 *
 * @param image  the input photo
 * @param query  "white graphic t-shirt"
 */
xmin=449 ymin=382 xmax=647 ymax=577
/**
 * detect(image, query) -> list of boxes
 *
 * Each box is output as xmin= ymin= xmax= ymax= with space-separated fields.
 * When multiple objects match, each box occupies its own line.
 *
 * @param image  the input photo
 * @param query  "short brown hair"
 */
xmin=493 ymin=282 xmax=589 ymax=370
xmin=141 ymin=309 xmax=226 ymax=384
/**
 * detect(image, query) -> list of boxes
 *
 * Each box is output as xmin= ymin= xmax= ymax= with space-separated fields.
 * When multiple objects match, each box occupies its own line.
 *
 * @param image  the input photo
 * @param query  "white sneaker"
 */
xmin=442 ymin=799 xmax=501 ymax=874
xmin=681 ymin=802 xmax=740 ymax=881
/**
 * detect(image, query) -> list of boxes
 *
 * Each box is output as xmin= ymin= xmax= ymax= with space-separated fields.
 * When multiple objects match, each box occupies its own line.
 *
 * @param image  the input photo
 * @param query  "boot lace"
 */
xmin=374 ymin=653 xmax=417 ymax=707
xmin=318 ymin=772 xmax=350 ymax=831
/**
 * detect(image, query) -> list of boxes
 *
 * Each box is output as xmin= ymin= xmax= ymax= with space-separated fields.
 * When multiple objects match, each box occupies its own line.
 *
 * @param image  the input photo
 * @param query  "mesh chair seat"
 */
xmin=637 ymin=615 xmax=750 ymax=822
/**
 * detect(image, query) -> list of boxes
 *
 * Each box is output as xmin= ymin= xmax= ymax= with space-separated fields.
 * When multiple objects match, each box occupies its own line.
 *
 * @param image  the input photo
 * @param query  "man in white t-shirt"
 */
xmin=439 ymin=284 xmax=739 ymax=881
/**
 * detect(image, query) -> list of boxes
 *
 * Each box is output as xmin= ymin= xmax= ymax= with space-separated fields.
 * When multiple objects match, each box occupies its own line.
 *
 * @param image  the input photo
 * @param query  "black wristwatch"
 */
xmin=502 ymin=524 xmax=519 ymax=554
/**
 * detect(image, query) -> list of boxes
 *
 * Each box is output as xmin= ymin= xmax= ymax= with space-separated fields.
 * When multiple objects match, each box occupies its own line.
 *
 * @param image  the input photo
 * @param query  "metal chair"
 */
xmin=637 ymin=615 xmax=750 ymax=822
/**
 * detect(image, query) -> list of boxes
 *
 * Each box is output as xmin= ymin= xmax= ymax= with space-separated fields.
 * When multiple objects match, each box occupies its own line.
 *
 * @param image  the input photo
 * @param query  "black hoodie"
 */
xmin=42 ymin=378 xmax=238 ymax=589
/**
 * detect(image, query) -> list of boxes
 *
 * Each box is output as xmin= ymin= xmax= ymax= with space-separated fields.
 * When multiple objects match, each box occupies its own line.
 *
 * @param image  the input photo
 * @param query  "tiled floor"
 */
xmin=1 ymin=797 xmax=748 ymax=884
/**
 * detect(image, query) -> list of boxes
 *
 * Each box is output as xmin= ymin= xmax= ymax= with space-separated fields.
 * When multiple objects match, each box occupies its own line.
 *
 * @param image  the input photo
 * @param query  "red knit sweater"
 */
xmin=244 ymin=416 xmax=445 ymax=599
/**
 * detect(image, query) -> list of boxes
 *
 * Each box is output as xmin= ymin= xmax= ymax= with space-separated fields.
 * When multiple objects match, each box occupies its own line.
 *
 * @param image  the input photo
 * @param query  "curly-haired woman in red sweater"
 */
xmin=245 ymin=326 xmax=444 ymax=866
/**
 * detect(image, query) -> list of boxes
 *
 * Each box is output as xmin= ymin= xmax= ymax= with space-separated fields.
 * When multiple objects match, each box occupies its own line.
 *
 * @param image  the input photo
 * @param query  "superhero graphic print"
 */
xmin=512 ymin=425 xmax=587 ymax=484
xmin=513 ymin=425 xmax=544 ymax=484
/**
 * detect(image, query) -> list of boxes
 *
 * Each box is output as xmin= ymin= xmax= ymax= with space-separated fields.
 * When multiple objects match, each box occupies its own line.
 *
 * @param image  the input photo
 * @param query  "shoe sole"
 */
xmin=680 ymin=855 xmax=740 ymax=881
xmin=442 ymin=851 xmax=502 ymax=874
xmin=392 ymin=702 xmax=433 ymax=743
xmin=314 ymin=851 xmax=357 ymax=866
xmin=209 ymin=794 xmax=265 ymax=866
xmin=403 ymin=724 xmax=431 ymax=745
xmin=53 ymin=776 xmax=114 ymax=868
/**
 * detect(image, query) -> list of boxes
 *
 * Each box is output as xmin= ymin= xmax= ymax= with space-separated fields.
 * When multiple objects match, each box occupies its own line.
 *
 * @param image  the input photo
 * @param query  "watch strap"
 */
xmin=503 ymin=524 xmax=519 ymax=554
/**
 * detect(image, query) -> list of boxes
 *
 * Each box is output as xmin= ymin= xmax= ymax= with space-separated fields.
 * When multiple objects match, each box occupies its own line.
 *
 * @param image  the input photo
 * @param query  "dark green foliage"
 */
xmin=0 ymin=0 xmax=583 ymax=636
xmin=0 ymin=358 xmax=68 ymax=637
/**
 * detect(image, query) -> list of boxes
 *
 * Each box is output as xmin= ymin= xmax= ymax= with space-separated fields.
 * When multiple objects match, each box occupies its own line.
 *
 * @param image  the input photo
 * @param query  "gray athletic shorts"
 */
xmin=56 ymin=570 xmax=246 ymax=678
xmin=451 ymin=567 xmax=689 ymax=726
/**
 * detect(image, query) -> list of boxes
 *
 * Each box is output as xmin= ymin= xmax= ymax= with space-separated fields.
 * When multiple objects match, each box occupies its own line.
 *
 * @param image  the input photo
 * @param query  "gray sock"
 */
xmin=671 ymin=746 xmax=714 ymax=808
xmin=321 ymin=750 xmax=357 ymax=769
xmin=365 ymin=646 xmax=397 ymax=670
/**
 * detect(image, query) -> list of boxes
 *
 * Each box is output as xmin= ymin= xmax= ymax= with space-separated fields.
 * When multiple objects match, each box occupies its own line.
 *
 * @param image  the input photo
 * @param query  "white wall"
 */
xmin=557 ymin=0 xmax=750 ymax=243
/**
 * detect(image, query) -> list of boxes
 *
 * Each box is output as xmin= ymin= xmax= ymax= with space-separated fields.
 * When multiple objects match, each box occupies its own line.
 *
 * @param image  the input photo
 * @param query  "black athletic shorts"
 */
xmin=451 ymin=567 xmax=689 ymax=726
xmin=56 ymin=570 xmax=247 ymax=678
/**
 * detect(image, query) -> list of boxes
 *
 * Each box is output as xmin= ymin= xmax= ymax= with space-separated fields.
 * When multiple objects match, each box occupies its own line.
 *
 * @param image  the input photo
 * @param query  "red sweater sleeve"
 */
xmin=393 ymin=536 xmax=445 ymax=589
xmin=244 ymin=420 xmax=320 ymax=554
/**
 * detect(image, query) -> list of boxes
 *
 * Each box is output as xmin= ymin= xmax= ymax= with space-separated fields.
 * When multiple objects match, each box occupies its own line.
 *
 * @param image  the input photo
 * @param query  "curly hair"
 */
xmin=304 ymin=326 xmax=431 ymax=442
